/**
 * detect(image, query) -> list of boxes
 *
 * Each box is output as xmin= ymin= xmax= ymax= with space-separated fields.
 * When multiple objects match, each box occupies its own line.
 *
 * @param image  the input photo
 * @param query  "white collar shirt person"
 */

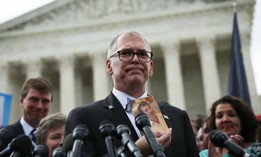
xmin=65 ymin=31 xmax=199 ymax=157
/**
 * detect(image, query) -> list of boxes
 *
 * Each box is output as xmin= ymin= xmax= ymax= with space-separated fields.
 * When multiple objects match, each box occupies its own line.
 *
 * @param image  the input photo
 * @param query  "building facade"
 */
xmin=0 ymin=0 xmax=260 ymax=123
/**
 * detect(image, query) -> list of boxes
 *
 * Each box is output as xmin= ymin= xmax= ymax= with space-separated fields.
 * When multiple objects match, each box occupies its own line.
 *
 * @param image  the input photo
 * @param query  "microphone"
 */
xmin=209 ymin=130 xmax=253 ymax=157
xmin=0 ymin=127 xmax=15 ymax=151
xmin=117 ymin=146 xmax=128 ymax=157
xmin=99 ymin=120 xmax=117 ymax=157
xmin=63 ymin=133 xmax=73 ymax=157
xmin=0 ymin=134 xmax=32 ymax=157
xmin=33 ymin=144 xmax=49 ymax=157
xmin=70 ymin=124 xmax=89 ymax=157
xmin=135 ymin=113 xmax=166 ymax=157
xmin=116 ymin=125 xmax=143 ymax=157
xmin=53 ymin=147 xmax=64 ymax=157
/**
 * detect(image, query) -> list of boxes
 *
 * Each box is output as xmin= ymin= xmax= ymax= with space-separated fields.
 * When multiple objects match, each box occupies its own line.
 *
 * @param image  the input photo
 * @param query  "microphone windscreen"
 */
xmin=209 ymin=130 xmax=229 ymax=148
xmin=99 ymin=120 xmax=115 ymax=137
xmin=0 ymin=127 xmax=15 ymax=148
xmin=10 ymin=135 xmax=32 ymax=154
xmin=33 ymin=144 xmax=49 ymax=157
xmin=63 ymin=133 xmax=74 ymax=153
xmin=116 ymin=125 xmax=130 ymax=136
xmin=72 ymin=124 xmax=89 ymax=141
xmin=53 ymin=147 xmax=64 ymax=157
xmin=135 ymin=113 xmax=151 ymax=131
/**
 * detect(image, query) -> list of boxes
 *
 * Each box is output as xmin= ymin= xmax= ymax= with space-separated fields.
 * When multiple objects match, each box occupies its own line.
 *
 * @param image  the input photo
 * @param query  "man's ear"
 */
xmin=149 ymin=61 xmax=154 ymax=77
xmin=19 ymin=97 xmax=24 ymax=108
xmin=106 ymin=59 xmax=113 ymax=75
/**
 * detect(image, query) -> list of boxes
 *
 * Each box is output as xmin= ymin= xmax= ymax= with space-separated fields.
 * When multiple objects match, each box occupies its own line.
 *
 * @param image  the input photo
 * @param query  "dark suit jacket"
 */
xmin=0 ymin=120 xmax=25 ymax=156
xmin=65 ymin=92 xmax=199 ymax=157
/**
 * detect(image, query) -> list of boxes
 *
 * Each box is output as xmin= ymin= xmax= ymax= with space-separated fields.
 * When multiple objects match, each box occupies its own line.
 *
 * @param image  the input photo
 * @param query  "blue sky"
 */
xmin=0 ymin=0 xmax=260 ymax=95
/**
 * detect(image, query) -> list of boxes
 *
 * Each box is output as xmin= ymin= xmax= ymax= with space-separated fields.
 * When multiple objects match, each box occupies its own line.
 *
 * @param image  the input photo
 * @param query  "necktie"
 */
xmin=30 ymin=128 xmax=37 ymax=143
xmin=125 ymin=98 xmax=133 ymax=113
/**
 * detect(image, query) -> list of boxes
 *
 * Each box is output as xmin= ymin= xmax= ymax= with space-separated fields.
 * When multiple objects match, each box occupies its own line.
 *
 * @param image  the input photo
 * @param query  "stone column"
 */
xmin=241 ymin=33 xmax=261 ymax=113
xmin=197 ymin=36 xmax=221 ymax=113
xmin=25 ymin=60 xmax=42 ymax=78
xmin=58 ymin=56 xmax=76 ymax=115
xmin=0 ymin=63 xmax=9 ymax=93
xmin=161 ymin=41 xmax=186 ymax=110
xmin=92 ymin=53 xmax=109 ymax=101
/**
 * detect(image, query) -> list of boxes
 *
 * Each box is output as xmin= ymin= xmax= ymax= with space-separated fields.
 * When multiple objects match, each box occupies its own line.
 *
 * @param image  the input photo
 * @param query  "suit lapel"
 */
xmin=158 ymin=102 xmax=173 ymax=128
xmin=102 ymin=93 xmax=139 ymax=141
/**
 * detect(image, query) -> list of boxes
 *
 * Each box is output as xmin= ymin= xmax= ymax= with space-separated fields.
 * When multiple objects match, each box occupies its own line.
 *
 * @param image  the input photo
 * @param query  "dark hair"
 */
xmin=36 ymin=112 xmax=66 ymax=145
xmin=20 ymin=77 xmax=53 ymax=102
xmin=207 ymin=95 xmax=258 ymax=142
xmin=137 ymin=101 xmax=151 ymax=113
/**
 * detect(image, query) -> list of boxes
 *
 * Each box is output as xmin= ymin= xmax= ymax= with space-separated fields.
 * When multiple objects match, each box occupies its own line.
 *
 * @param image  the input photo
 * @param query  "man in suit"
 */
xmin=0 ymin=77 xmax=53 ymax=155
xmin=65 ymin=31 xmax=199 ymax=157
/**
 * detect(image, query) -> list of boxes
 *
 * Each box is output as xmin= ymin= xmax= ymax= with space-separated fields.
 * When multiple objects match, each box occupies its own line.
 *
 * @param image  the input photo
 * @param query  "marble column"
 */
xmin=91 ymin=53 xmax=109 ymax=101
xmin=25 ymin=59 xmax=42 ymax=78
xmin=58 ymin=56 xmax=76 ymax=115
xmin=241 ymin=33 xmax=261 ymax=113
xmin=197 ymin=36 xmax=221 ymax=113
xmin=0 ymin=63 xmax=9 ymax=93
xmin=161 ymin=41 xmax=186 ymax=110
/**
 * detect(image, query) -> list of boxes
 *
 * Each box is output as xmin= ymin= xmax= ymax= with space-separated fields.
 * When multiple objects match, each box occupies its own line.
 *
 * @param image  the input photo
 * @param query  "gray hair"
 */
xmin=107 ymin=31 xmax=151 ymax=58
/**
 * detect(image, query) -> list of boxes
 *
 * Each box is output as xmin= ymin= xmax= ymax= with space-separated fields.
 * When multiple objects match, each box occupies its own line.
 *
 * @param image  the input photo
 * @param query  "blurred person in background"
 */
xmin=256 ymin=115 xmax=261 ymax=143
xmin=191 ymin=114 xmax=205 ymax=137
xmin=0 ymin=77 xmax=53 ymax=156
xmin=37 ymin=112 xmax=66 ymax=157
xmin=199 ymin=95 xmax=259 ymax=157
xmin=196 ymin=121 xmax=211 ymax=151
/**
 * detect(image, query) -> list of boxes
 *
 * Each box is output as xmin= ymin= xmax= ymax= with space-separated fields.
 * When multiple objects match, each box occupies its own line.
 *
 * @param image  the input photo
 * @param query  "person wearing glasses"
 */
xmin=65 ymin=31 xmax=199 ymax=157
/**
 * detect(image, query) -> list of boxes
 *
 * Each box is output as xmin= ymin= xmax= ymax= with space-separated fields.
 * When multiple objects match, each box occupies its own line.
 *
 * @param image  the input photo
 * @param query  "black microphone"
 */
xmin=53 ymin=147 xmax=64 ymax=157
xmin=33 ymin=144 xmax=49 ymax=157
xmin=70 ymin=124 xmax=89 ymax=157
xmin=135 ymin=113 xmax=166 ymax=157
xmin=117 ymin=146 xmax=128 ymax=157
xmin=0 ymin=134 xmax=32 ymax=157
xmin=99 ymin=120 xmax=117 ymax=157
xmin=0 ymin=127 xmax=15 ymax=151
xmin=116 ymin=124 xmax=143 ymax=157
xmin=209 ymin=130 xmax=253 ymax=157
xmin=63 ymin=133 xmax=73 ymax=157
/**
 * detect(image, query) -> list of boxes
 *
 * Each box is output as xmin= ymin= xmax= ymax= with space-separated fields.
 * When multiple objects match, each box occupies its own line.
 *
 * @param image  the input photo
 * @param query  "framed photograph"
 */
xmin=130 ymin=96 xmax=169 ymax=132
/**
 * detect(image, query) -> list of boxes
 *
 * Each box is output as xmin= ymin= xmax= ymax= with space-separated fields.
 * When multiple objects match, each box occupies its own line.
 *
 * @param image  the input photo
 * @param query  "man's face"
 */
xmin=20 ymin=88 xmax=52 ymax=127
xmin=106 ymin=33 xmax=154 ymax=93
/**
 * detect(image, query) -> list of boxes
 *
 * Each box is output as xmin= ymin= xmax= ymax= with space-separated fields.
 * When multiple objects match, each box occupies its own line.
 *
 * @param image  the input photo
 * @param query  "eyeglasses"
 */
xmin=109 ymin=49 xmax=153 ymax=63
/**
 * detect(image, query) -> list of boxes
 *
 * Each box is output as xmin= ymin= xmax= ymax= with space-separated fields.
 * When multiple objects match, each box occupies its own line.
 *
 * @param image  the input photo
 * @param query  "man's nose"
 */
xmin=35 ymin=100 xmax=45 ymax=108
xmin=131 ymin=53 xmax=140 ymax=62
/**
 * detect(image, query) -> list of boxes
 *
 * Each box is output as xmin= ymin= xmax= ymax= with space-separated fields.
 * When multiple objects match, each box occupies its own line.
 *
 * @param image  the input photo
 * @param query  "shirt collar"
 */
xmin=112 ymin=87 xmax=148 ymax=109
xmin=20 ymin=116 xmax=37 ymax=136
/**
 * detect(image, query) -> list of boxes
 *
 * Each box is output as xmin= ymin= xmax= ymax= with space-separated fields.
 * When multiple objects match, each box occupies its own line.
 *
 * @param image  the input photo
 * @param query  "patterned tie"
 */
xmin=30 ymin=128 xmax=37 ymax=143
xmin=125 ymin=98 xmax=133 ymax=113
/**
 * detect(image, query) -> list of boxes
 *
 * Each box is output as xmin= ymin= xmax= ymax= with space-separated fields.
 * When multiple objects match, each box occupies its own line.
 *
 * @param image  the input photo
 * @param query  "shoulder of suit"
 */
xmin=72 ymin=99 xmax=106 ymax=112
xmin=158 ymin=101 xmax=184 ymax=112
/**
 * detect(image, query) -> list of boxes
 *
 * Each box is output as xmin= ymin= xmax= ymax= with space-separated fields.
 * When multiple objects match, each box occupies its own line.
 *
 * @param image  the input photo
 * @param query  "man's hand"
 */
xmin=135 ymin=128 xmax=172 ymax=156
